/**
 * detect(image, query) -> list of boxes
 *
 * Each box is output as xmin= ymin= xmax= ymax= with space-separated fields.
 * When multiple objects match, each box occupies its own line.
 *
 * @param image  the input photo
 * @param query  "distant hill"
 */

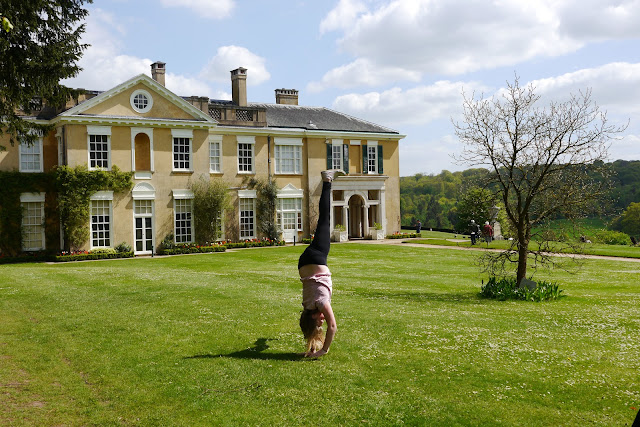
xmin=400 ymin=160 xmax=640 ymax=229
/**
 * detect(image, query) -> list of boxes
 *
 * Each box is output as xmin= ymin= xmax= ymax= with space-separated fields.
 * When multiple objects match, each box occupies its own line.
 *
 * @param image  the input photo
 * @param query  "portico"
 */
xmin=330 ymin=175 xmax=387 ymax=240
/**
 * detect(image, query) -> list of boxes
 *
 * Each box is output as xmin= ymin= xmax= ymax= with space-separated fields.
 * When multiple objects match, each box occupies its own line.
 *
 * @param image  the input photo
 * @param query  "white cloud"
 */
xmin=308 ymin=58 xmax=421 ymax=92
xmin=331 ymin=80 xmax=489 ymax=126
xmin=316 ymin=0 xmax=640 ymax=89
xmin=610 ymin=134 xmax=640 ymax=162
xmin=61 ymin=9 xmax=151 ymax=90
xmin=319 ymin=0 xmax=367 ymax=34
xmin=159 ymin=0 xmax=234 ymax=19
xmin=63 ymin=7 xmax=215 ymax=96
xmin=400 ymin=134 xmax=464 ymax=176
xmin=165 ymin=73 xmax=213 ymax=96
xmin=526 ymin=62 xmax=640 ymax=114
xmin=556 ymin=0 xmax=640 ymax=40
xmin=200 ymin=46 xmax=270 ymax=86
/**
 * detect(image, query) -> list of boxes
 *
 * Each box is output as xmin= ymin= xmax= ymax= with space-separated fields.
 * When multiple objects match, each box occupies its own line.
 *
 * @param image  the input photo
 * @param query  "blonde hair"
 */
xmin=300 ymin=309 xmax=325 ymax=354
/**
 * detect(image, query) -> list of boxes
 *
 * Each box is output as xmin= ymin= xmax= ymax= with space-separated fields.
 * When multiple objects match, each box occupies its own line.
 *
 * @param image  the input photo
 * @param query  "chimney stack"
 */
xmin=231 ymin=67 xmax=247 ymax=106
xmin=151 ymin=61 xmax=166 ymax=86
xmin=275 ymin=88 xmax=299 ymax=105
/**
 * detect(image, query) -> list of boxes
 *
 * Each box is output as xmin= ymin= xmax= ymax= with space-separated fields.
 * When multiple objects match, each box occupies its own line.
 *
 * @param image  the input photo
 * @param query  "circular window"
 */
xmin=130 ymin=89 xmax=153 ymax=113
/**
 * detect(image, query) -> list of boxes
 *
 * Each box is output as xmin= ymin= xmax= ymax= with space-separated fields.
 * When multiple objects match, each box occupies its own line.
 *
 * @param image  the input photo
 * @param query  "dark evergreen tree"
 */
xmin=0 ymin=0 xmax=91 ymax=149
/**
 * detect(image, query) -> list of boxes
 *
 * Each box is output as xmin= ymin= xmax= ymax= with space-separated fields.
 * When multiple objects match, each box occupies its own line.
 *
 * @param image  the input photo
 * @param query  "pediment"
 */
xmin=60 ymin=74 xmax=216 ymax=125
xmin=278 ymin=183 xmax=303 ymax=197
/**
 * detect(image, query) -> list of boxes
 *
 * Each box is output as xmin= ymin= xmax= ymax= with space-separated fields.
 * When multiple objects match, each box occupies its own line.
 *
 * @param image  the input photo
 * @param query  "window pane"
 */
xmin=368 ymin=145 xmax=377 ymax=173
xmin=275 ymin=145 xmax=301 ymax=174
xmin=89 ymin=134 xmax=109 ymax=169
xmin=277 ymin=197 xmax=302 ymax=231
xmin=21 ymin=201 xmax=44 ymax=250
xmin=238 ymin=143 xmax=253 ymax=172
xmin=174 ymin=199 xmax=193 ymax=243
xmin=173 ymin=137 xmax=191 ymax=170
xmin=210 ymin=141 xmax=221 ymax=172
xmin=239 ymin=198 xmax=255 ymax=238
xmin=91 ymin=200 xmax=111 ymax=247
xmin=20 ymin=139 xmax=42 ymax=172
xmin=332 ymin=145 xmax=342 ymax=170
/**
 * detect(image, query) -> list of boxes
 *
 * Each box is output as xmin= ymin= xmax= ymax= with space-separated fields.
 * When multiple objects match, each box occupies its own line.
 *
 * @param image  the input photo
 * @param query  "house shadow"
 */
xmin=184 ymin=338 xmax=306 ymax=362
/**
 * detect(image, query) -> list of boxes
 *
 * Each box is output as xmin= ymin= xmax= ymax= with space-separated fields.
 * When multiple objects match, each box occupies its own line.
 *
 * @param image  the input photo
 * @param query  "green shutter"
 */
xmin=342 ymin=143 xmax=349 ymax=174
xmin=362 ymin=144 xmax=368 ymax=174
xmin=377 ymin=145 xmax=383 ymax=174
xmin=326 ymin=143 xmax=332 ymax=170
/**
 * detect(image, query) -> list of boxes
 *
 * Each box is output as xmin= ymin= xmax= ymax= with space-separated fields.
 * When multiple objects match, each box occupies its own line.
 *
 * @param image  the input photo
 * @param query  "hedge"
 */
xmin=54 ymin=252 xmax=135 ymax=262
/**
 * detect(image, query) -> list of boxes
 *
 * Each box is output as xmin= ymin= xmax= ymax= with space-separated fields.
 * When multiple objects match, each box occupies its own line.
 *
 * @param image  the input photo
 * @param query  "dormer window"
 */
xmin=130 ymin=89 xmax=153 ymax=113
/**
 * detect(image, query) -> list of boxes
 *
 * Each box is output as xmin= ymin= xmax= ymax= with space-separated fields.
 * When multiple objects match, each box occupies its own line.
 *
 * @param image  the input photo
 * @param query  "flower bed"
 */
xmin=156 ymin=244 xmax=226 ymax=255
xmin=386 ymin=232 xmax=422 ymax=239
xmin=223 ymin=239 xmax=285 ymax=249
xmin=156 ymin=239 xmax=284 ymax=255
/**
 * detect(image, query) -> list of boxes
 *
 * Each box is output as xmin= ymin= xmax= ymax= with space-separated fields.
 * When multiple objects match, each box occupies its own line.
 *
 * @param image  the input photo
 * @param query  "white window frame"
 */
xmin=87 ymin=125 xmax=112 ymax=171
xmin=19 ymin=136 xmax=43 ymax=173
xmin=367 ymin=140 xmax=378 ymax=174
xmin=56 ymin=127 xmax=66 ymax=167
xmin=173 ymin=190 xmax=194 ymax=244
xmin=90 ymin=191 xmax=114 ymax=249
xmin=209 ymin=135 xmax=223 ymax=173
xmin=237 ymin=136 xmax=255 ymax=174
xmin=20 ymin=192 xmax=46 ymax=251
xmin=238 ymin=189 xmax=256 ymax=239
xmin=130 ymin=89 xmax=153 ymax=114
xmin=171 ymin=129 xmax=193 ymax=172
xmin=331 ymin=139 xmax=343 ymax=171
xmin=274 ymin=137 xmax=302 ymax=175
xmin=277 ymin=198 xmax=303 ymax=232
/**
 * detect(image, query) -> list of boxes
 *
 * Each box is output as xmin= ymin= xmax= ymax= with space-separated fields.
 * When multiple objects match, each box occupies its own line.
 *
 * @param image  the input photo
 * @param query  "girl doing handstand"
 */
xmin=298 ymin=169 xmax=343 ymax=358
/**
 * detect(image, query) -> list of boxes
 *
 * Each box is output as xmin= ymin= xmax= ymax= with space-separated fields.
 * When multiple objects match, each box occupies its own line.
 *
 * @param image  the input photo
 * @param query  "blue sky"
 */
xmin=64 ymin=0 xmax=640 ymax=176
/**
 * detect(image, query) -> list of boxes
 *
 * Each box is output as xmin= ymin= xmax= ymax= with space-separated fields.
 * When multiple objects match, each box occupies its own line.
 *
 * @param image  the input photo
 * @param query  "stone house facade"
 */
xmin=0 ymin=62 xmax=404 ymax=254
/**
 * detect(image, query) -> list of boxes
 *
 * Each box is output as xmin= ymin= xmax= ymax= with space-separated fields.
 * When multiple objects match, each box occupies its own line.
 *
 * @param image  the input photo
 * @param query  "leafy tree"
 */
xmin=455 ymin=187 xmax=495 ymax=232
xmin=454 ymin=77 xmax=625 ymax=283
xmin=0 ymin=0 xmax=91 ymax=150
xmin=190 ymin=175 xmax=230 ymax=244
xmin=610 ymin=202 xmax=640 ymax=238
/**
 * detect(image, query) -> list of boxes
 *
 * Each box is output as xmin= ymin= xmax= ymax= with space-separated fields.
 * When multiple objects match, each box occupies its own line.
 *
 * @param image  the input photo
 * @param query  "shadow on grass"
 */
xmin=184 ymin=338 xmax=306 ymax=362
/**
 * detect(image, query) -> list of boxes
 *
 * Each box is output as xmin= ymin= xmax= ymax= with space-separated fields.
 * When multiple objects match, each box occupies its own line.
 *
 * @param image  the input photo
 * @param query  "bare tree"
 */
xmin=454 ymin=77 xmax=626 ymax=283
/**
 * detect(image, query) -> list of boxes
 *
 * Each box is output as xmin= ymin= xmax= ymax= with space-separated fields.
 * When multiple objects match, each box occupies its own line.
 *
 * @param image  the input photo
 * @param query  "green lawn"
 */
xmin=1 ymin=244 xmax=639 ymax=425
xmin=413 ymin=237 xmax=640 ymax=259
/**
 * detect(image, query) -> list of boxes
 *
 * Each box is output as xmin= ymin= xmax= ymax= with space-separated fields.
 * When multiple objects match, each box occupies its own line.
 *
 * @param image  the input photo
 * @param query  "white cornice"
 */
xmin=52 ymin=115 xmax=215 ymax=129
xmin=211 ymin=125 xmax=405 ymax=141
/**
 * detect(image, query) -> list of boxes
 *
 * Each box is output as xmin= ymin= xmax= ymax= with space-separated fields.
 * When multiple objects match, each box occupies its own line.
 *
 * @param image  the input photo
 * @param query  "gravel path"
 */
xmin=342 ymin=238 xmax=640 ymax=263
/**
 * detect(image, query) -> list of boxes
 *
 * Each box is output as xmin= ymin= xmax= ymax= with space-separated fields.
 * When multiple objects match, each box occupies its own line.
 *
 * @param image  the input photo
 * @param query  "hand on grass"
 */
xmin=305 ymin=349 xmax=328 ymax=358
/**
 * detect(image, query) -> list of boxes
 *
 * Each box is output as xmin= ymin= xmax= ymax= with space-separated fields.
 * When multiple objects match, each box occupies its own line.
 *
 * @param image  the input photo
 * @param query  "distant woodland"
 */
xmin=400 ymin=160 xmax=640 ymax=231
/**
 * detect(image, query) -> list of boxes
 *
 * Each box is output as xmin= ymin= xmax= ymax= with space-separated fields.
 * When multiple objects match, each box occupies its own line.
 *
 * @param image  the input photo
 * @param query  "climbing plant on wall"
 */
xmin=56 ymin=165 xmax=133 ymax=251
xmin=189 ymin=175 xmax=230 ymax=245
xmin=243 ymin=177 xmax=280 ymax=241
xmin=0 ymin=171 xmax=54 ymax=255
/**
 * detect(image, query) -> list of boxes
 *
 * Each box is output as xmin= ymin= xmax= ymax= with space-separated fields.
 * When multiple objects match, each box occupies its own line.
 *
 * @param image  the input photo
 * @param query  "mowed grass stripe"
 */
xmin=0 ymin=244 xmax=638 ymax=425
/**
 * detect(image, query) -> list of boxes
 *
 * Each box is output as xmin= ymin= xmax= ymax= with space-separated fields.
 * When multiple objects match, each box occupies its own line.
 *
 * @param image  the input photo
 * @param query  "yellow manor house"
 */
xmin=0 ymin=62 xmax=404 ymax=255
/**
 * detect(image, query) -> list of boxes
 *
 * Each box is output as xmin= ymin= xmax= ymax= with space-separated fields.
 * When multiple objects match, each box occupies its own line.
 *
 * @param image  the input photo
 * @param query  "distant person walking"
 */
xmin=469 ymin=220 xmax=480 ymax=245
xmin=416 ymin=220 xmax=422 ymax=234
xmin=482 ymin=221 xmax=493 ymax=244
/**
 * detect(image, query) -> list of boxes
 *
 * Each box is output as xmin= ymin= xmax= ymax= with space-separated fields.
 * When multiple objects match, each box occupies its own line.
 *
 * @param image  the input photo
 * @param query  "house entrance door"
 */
xmin=134 ymin=200 xmax=154 ymax=254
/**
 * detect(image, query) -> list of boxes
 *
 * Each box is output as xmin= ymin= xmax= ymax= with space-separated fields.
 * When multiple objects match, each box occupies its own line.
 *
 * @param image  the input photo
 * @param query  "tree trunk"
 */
xmin=517 ymin=238 xmax=529 ymax=284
